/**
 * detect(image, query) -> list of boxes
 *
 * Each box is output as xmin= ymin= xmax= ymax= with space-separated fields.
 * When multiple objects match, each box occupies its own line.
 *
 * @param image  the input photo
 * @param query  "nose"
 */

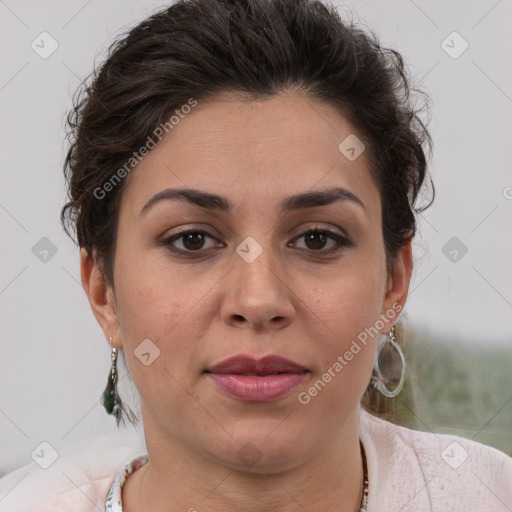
xmin=220 ymin=246 xmax=295 ymax=331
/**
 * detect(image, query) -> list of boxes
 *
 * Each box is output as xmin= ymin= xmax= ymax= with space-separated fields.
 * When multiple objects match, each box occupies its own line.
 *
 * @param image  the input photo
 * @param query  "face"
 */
xmin=83 ymin=90 xmax=411 ymax=472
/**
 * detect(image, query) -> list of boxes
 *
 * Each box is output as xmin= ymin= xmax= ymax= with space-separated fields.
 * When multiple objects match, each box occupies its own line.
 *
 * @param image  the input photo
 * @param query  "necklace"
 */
xmin=359 ymin=440 xmax=369 ymax=511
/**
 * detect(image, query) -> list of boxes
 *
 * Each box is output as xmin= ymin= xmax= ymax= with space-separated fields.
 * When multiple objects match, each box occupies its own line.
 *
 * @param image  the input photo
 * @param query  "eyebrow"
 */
xmin=140 ymin=186 xmax=367 ymax=217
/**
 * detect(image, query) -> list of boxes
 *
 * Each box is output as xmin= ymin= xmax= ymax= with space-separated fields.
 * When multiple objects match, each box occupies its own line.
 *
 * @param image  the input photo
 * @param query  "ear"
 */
xmin=380 ymin=238 xmax=413 ymax=334
xmin=80 ymin=248 xmax=122 ymax=348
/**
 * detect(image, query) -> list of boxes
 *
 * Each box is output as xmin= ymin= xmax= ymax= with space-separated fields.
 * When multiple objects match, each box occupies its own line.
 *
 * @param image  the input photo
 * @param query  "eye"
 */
xmin=159 ymin=230 xmax=223 ymax=255
xmin=290 ymin=227 xmax=353 ymax=253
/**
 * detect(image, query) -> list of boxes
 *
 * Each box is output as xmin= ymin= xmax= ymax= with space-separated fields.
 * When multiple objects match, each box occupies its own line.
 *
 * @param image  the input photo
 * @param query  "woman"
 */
xmin=1 ymin=0 xmax=511 ymax=510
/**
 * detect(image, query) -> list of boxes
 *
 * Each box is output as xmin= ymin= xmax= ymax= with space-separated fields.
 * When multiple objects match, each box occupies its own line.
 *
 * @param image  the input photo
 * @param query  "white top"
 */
xmin=1 ymin=408 xmax=511 ymax=511
xmin=104 ymin=454 xmax=148 ymax=511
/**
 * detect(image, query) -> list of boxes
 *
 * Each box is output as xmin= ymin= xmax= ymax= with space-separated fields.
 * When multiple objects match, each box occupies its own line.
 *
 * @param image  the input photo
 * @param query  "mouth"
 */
xmin=204 ymin=354 xmax=310 ymax=402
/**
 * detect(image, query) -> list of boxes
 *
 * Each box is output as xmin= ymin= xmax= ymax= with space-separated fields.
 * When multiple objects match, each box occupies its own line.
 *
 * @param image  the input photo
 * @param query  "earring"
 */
xmin=370 ymin=324 xmax=406 ymax=398
xmin=102 ymin=336 xmax=137 ymax=427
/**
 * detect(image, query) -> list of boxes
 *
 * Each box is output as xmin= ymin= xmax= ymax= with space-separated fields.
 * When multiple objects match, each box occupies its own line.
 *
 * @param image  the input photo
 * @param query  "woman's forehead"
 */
xmin=120 ymin=92 xmax=379 ymax=220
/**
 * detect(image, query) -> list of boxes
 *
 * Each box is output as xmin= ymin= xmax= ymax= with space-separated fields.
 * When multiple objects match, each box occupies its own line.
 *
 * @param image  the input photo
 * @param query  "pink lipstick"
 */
xmin=205 ymin=355 xmax=309 ymax=402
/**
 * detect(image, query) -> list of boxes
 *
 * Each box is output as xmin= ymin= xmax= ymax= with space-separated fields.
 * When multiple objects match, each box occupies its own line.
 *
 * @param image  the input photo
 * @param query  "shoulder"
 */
xmin=0 ymin=432 xmax=147 ymax=512
xmin=360 ymin=408 xmax=512 ymax=512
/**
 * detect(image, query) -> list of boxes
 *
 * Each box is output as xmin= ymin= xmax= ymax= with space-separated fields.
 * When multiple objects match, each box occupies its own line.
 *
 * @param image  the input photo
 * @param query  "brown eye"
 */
xmin=303 ymin=230 xmax=330 ymax=250
xmin=179 ymin=231 xmax=207 ymax=251
xmin=160 ymin=230 xmax=221 ymax=254
xmin=290 ymin=228 xmax=352 ymax=253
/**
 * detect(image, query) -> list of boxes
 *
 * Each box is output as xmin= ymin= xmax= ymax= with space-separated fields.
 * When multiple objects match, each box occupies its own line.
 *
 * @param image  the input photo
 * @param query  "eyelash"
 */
xmin=158 ymin=227 xmax=353 ymax=257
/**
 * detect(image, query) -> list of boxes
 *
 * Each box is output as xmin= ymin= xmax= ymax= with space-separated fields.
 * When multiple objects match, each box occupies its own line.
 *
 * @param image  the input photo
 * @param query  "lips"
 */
xmin=204 ymin=355 xmax=309 ymax=402
xmin=205 ymin=355 xmax=308 ymax=375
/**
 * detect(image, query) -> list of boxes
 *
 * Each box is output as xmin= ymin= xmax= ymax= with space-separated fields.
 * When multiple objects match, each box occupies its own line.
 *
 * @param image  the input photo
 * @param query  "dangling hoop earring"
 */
xmin=102 ymin=336 xmax=137 ymax=427
xmin=370 ymin=324 xmax=406 ymax=398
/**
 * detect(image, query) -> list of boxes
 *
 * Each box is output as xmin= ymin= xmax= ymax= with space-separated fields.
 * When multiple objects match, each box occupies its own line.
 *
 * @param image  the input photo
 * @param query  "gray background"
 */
xmin=1 ymin=0 xmax=511 ymax=474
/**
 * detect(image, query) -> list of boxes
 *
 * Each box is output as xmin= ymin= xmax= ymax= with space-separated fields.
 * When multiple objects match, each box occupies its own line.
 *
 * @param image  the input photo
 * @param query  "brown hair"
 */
xmin=61 ymin=0 xmax=434 ymax=424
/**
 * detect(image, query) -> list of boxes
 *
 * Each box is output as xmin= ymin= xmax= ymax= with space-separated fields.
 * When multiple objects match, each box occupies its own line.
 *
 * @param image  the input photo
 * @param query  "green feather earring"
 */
xmin=102 ymin=339 xmax=138 ymax=427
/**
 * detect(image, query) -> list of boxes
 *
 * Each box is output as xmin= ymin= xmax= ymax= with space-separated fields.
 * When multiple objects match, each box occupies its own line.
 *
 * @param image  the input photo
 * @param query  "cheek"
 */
xmin=112 ymin=263 xmax=207 ymax=431
xmin=114 ymin=243 xmax=201 ymax=339
xmin=112 ymin=249 xmax=216 ymax=391
xmin=311 ymin=255 xmax=385 ymax=342
xmin=301 ymin=262 xmax=385 ymax=404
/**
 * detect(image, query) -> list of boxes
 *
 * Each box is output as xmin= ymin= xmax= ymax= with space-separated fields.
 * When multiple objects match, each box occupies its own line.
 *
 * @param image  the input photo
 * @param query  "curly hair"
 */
xmin=61 ymin=0 xmax=434 ymax=424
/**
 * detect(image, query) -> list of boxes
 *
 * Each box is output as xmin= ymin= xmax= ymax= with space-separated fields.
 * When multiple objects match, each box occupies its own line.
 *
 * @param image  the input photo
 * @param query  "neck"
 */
xmin=123 ymin=408 xmax=364 ymax=512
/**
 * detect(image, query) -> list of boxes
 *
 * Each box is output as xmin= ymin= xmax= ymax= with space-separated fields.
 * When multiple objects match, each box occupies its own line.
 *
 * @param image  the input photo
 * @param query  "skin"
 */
xmin=81 ymin=89 xmax=413 ymax=512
